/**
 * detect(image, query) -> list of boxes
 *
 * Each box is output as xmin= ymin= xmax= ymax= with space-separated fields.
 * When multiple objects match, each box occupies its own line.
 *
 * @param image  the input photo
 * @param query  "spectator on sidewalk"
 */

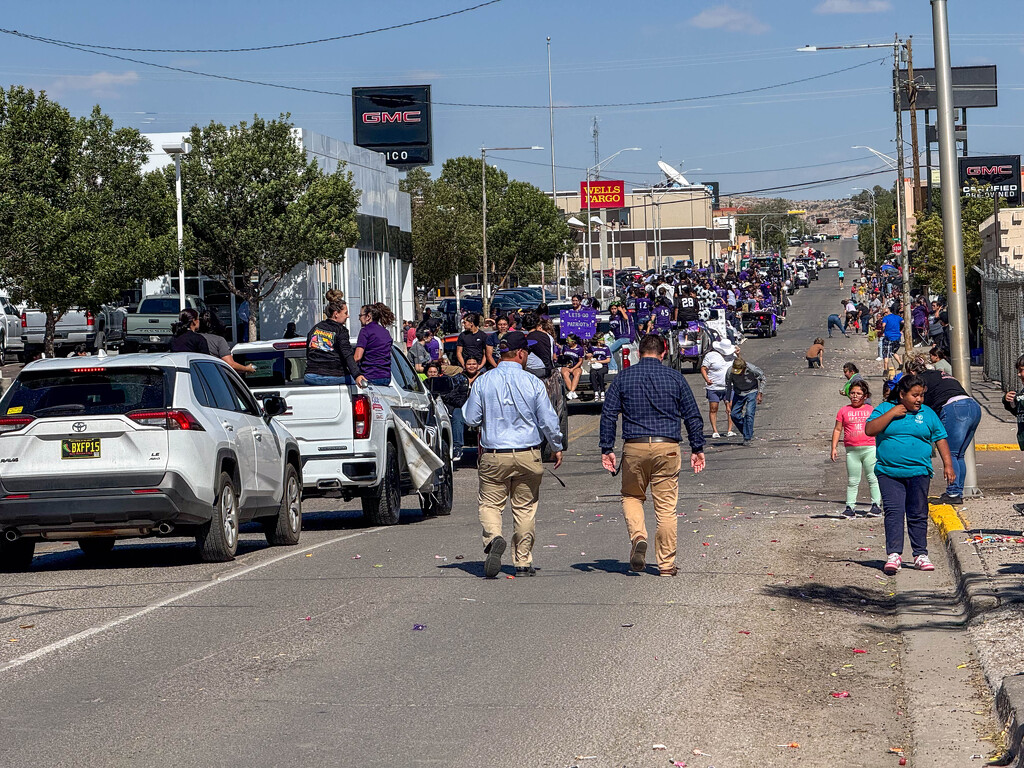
xmin=841 ymin=362 xmax=866 ymax=398
xmin=866 ymin=374 xmax=956 ymax=574
xmin=929 ymin=346 xmax=953 ymax=375
xmin=1003 ymin=354 xmax=1024 ymax=451
xmin=880 ymin=304 xmax=904 ymax=373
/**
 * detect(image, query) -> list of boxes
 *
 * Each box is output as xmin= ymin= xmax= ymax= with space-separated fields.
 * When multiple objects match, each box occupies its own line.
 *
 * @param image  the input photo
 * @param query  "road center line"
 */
xmin=0 ymin=527 xmax=382 ymax=675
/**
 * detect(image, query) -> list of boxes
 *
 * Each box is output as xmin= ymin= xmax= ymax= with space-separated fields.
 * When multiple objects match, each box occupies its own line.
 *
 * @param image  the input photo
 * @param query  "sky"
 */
xmin=1 ymin=0 xmax=1021 ymax=202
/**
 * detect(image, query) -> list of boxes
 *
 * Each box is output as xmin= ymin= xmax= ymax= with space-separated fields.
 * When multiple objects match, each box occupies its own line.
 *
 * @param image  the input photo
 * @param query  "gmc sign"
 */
xmin=352 ymin=85 xmax=432 ymax=169
xmin=958 ymin=154 xmax=1021 ymax=205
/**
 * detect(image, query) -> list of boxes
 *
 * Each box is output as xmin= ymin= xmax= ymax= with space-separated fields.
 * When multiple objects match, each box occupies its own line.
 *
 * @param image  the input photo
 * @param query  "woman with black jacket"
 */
xmin=170 ymin=308 xmax=210 ymax=355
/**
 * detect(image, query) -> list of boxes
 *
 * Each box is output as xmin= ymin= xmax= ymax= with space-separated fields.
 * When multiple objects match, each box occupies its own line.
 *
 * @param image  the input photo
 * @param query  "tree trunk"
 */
xmin=248 ymin=298 xmax=259 ymax=343
xmin=44 ymin=310 xmax=57 ymax=358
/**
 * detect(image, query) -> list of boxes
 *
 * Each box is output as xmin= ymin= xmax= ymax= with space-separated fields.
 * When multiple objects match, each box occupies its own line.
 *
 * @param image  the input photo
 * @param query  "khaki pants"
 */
xmin=621 ymin=442 xmax=682 ymax=572
xmin=478 ymin=448 xmax=544 ymax=566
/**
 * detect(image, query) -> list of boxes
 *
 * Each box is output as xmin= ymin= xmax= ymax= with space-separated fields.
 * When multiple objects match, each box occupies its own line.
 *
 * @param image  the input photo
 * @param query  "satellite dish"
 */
xmin=658 ymin=160 xmax=691 ymax=188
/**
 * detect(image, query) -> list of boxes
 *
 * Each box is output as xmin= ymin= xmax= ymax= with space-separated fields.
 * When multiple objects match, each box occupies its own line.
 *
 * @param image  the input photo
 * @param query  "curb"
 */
xmin=929 ymin=501 xmax=1021 ymax=766
xmin=976 ymin=444 xmax=1020 ymax=451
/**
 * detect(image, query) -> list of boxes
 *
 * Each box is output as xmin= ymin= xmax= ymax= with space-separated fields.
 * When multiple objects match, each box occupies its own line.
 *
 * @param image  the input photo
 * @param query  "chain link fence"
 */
xmin=978 ymin=263 xmax=1024 ymax=388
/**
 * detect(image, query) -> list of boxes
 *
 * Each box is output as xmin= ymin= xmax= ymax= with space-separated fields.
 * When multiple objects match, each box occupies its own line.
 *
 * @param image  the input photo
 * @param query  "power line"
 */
xmin=0 ymin=1 xmax=506 ymax=53
xmin=0 ymin=30 xmax=890 ymax=111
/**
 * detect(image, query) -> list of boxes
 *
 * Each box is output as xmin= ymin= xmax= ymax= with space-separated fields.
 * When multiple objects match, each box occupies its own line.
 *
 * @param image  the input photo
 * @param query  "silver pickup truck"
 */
xmin=21 ymin=306 xmax=129 ymax=358
xmin=123 ymin=295 xmax=206 ymax=352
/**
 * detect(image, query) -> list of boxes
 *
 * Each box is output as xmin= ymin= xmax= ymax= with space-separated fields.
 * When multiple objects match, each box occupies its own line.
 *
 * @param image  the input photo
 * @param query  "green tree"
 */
xmin=912 ymin=192 xmax=997 ymax=295
xmin=853 ymin=186 xmax=897 ymax=267
xmin=746 ymin=198 xmax=802 ymax=254
xmin=179 ymin=114 xmax=360 ymax=341
xmin=0 ymin=86 xmax=175 ymax=356
xmin=487 ymin=179 xmax=572 ymax=287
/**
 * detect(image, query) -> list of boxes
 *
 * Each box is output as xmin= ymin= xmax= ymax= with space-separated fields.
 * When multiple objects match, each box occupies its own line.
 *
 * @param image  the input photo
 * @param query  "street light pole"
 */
xmin=162 ymin=141 xmax=191 ymax=311
xmin=853 ymin=187 xmax=878 ymax=266
xmin=932 ymin=0 xmax=978 ymax=496
xmin=480 ymin=145 xmax=544 ymax=318
xmin=584 ymin=147 xmax=640 ymax=303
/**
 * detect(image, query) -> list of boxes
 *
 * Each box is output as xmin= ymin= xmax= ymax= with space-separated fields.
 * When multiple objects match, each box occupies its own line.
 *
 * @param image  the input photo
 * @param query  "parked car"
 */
xmin=20 ymin=305 xmax=128 ymax=359
xmin=0 ymin=353 xmax=302 ymax=571
xmin=0 ymin=295 xmax=24 ymax=365
xmin=232 ymin=339 xmax=454 ymax=525
xmin=124 ymin=294 xmax=206 ymax=352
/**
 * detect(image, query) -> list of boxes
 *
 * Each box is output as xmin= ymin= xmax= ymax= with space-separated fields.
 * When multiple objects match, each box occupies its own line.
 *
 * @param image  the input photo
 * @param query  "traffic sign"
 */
xmin=849 ymin=218 xmax=873 ymax=225
xmin=893 ymin=242 xmax=903 ymax=255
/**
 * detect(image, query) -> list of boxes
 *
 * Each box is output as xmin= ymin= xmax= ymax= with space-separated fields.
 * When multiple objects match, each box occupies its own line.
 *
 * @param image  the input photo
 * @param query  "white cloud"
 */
xmin=689 ymin=5 xmax=769 ymax=34
xmin=48 ymin=71 xmax=140 ymax=98
xmin=814 ymin=0 xmax=892 ymax=14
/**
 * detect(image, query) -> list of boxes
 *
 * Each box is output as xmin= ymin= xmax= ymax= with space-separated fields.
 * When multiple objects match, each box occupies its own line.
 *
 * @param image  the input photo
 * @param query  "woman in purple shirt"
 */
xmin=355 ymin=303 xmax=396 ymax=386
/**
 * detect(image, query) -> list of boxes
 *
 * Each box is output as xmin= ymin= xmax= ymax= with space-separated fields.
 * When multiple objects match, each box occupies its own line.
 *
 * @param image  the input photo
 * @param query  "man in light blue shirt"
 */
xmin=463 ymin=331 xmax=563 ymax=578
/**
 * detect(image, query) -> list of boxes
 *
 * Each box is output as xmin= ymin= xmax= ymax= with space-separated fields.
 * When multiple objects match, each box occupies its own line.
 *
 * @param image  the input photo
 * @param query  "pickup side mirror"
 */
xmin=262 ymin=395 xmax=287 ymax=419
xmin=423 ymin=377 xmax=454 ymax=396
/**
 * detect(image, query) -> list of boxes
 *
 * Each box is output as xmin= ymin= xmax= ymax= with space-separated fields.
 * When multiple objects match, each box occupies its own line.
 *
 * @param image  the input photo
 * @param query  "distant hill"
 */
xmin=721 ymin=195 xmax=864 ymax=239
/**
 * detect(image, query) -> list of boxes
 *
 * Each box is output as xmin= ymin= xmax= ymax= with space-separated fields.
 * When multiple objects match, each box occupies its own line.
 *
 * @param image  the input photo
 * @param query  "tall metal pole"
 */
xmin=932 ymin=0 xmax=978 ymax=496
xmin=546 ymin=36 xmax=556 ymax=293
xmin=481 ymin=148 xmax=490 ymax=319
xmin=871 ymin=191 xmax=878 ymax=266
xmin=894 ymin=35 xmax=913 ymax=348
xmin=174 ymin=155 xmax=186 ymax=310
xmin=585 ymin=170 xmax=592 ymax=298
xmin=907 ymin=37 xmax=922 ymax=214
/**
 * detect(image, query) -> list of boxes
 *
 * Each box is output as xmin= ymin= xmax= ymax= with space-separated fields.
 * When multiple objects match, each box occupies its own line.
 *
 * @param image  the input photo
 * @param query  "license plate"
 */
xmin=61 ymin=439 xmax=101 ymax=459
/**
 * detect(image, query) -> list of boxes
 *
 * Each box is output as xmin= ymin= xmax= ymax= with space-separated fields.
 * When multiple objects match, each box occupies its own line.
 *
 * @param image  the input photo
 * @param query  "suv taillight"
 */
xmin=128 ymin=409 xmax=205 ymax=431
xmin=20 ymin=312 xmax=26 ymax=329
xmin=0 ymin=415 xmax=34 ymax=433
xmin=85 ymin=311 xmax=95 ymax=327
xmin=122 ymin=313 xmax=128 ymax=334
xmin=352 ymin=395 xmax=371 ymax=440
xmin=621 ymin=347 xmax=631 ymax=368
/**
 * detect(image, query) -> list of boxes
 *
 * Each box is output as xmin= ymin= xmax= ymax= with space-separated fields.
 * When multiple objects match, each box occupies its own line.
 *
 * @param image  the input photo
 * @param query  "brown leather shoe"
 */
xmin=629 ymin=538 xmax=647 ymax=572
xmin=659 ymin=566 xmax=678 ymax=577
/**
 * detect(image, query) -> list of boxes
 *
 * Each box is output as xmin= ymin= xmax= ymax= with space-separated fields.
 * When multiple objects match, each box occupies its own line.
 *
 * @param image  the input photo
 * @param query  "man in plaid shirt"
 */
xmin=599 ymin=334 xmax=706 ymax=576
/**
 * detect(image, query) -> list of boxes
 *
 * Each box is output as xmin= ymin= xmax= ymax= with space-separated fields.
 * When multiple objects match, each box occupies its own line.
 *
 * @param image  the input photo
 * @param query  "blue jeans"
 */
xmin=730 ymin=391 xmax=758 ymax=441
xmin=877 ymin=473 xmax=930 ymax=557
xmin=827 ymin=317 xmax=845 ymax=337
xmin=368 ymin=377 xmax=391 ymax=386
xmin=939 ymin=398 xmax=981 ymax=497
xmin=304 ymin=373 xmax=352 ymax=386
xmin=450 ymin=407 xmax=465 ymax=452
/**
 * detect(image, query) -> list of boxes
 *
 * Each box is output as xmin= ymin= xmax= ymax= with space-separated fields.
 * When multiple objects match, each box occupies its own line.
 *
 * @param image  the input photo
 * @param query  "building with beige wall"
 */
xmin=554 ymin=186 xmax=730 ymax=273
xmin=980 ymin=208 xmax=1024 ymax=268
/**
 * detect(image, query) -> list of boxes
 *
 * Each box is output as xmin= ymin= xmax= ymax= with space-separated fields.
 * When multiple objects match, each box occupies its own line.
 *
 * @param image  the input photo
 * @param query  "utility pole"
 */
xmin=906 ymin=37 xmax=922 ymax=214
xmin=894 ymin=34 xmax=913 ymax=349
xmin=932 ymin=0 xmax=978 ymax=497
xmin=545 ymin=36 xmax=556 ymax=294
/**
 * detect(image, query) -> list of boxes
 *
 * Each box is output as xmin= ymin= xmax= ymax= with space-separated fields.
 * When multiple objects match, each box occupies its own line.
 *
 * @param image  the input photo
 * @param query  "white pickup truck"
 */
xmin=231 ymin=338 xmax=453 ymax=525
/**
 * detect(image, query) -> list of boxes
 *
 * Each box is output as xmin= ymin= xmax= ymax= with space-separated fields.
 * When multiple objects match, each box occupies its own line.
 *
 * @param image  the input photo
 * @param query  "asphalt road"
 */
xmin=0 ymin=249 xmax=999 ymax=767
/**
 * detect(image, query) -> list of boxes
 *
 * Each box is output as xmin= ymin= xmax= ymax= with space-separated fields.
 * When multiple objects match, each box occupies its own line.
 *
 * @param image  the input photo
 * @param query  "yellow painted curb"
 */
xmin=929 ymin=502 xmax=966 ymax=539
xmin=975 ymin=444 xmax=1019 ymax=451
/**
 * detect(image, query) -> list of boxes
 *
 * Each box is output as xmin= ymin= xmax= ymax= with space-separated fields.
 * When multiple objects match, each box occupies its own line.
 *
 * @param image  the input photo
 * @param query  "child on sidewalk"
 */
xmin=830 ymin=380 xmax=882 ymax=518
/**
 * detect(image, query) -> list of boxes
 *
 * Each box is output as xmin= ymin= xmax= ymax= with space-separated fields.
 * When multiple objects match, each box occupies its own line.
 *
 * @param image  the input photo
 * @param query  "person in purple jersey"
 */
xmin=355 ymin=303 xmax=396 ymax=386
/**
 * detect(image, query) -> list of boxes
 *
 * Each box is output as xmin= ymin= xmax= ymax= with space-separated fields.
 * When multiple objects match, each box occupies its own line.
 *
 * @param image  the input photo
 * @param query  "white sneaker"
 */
xmin=712 ymin=432 xmax=721 ymax=438
xmin=726 ymin=431 xmax=737 ymax=437
xmin=883 ymin=553 xmax=902 ymax=575
xmin=914 ymin=554 xmax=935 ymax=571
xmin=875 ymin=356 xmax=883 ymax=361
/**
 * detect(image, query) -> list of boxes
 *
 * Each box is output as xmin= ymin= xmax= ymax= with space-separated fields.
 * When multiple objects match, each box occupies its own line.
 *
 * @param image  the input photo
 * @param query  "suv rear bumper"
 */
xmin=0 ymin=471 xmax=211 ymax=537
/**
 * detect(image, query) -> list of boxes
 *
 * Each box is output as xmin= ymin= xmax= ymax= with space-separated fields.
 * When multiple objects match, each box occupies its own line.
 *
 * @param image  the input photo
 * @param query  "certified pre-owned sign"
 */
xmin=352 ymin=85 xmax=432 ymax=169
xmin=958 ymin=155 xmax=1021 ymax=206
xmin=580 ymin=180 xmax=625 ymax=210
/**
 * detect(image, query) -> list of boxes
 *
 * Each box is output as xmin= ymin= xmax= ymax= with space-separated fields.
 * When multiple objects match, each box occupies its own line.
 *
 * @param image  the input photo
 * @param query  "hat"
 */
xmin=712 ymin=339 xmax=736 ymax=356
xmin=497 ymin=330 xmax=535 ymax=353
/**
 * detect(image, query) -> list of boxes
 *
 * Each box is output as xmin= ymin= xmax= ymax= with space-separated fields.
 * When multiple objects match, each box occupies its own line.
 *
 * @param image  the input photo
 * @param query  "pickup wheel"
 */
xmin=0 ymin=538 xmax=35 ymax=572
xmin=197 ymin=472 xmax=240 ymax=562
xmin=420 ymin=440 xmax=453 ymax=517
xmin=78 ymin=537 xmax=116 ymax=560
xmin=265 ymin=464 xmax=301 ymax=546
xmin=362 ymin=441 xmax=401 ymax=526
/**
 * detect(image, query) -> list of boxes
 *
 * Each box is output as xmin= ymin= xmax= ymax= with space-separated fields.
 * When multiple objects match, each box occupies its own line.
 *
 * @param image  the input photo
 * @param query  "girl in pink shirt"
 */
xmin=830 ymin=380 xmax=882 ymax=518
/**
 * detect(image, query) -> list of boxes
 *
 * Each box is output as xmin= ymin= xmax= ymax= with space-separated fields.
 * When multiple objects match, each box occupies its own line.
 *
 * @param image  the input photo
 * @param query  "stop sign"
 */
xmin=893 ymin=242 xmax=903 ymax=255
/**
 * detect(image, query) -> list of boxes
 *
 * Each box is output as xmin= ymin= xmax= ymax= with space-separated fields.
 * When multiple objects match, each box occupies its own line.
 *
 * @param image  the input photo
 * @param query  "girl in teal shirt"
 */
xmin=865 ymin=374 xmax=955 ymax=575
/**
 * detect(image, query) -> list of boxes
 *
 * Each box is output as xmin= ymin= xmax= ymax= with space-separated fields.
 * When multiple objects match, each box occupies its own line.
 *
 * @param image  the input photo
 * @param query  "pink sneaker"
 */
xmin=883 ymin=553 xmax=902 ymax=575
xmin=914 ymin=554 xmax=935 ymax=571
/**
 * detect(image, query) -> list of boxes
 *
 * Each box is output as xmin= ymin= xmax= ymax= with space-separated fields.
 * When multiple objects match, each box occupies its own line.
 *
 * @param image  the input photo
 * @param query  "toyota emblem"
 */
xmin=72 ymin=422 xmax=87 ymax=433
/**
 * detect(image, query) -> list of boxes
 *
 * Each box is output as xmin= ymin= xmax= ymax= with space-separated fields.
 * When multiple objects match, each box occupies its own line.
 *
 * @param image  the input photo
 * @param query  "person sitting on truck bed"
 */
xmin=304 ymin=300 xmax=367 ymax=387
xmin=170 ymin=308 xmax=210 ymax=355
xmin=199 ymin=310 xmax=255 ymax=374
xmin=456 ymin=313 xmax=497 ymax=370
xmin=355 ymin=302 xmax=396 ymax=386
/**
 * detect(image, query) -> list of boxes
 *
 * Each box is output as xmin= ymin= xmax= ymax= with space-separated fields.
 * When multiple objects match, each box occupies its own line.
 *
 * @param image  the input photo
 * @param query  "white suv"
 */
xmin=0 ymin=353 xmax=302 ymax=571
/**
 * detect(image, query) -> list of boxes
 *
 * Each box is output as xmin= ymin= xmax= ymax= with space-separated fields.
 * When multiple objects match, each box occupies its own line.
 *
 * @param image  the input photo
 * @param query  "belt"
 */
xmin=944 ymin=395 xmax=970 ymax=406
xmin=482 ymin=445 xmax=541 ymax=453
xmin=624 ymin=436 xmax=678 ymax=444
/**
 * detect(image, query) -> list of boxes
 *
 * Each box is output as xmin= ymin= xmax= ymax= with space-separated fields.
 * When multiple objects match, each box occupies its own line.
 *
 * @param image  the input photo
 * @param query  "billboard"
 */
xmin=895 ymin=65 xmax=997 ymax=111
xmin=352 ymin=85 xmax=432 ymax=169
xmin=580 ymin=180 xmax=625 ymax=209
xmin=958 ymin=155 xmax=1021 ymax=206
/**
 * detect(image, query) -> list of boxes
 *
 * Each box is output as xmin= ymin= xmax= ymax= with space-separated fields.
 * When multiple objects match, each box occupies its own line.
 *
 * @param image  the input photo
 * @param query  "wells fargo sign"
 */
xmin=580 ymin=180 xmax=625 ymax=209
